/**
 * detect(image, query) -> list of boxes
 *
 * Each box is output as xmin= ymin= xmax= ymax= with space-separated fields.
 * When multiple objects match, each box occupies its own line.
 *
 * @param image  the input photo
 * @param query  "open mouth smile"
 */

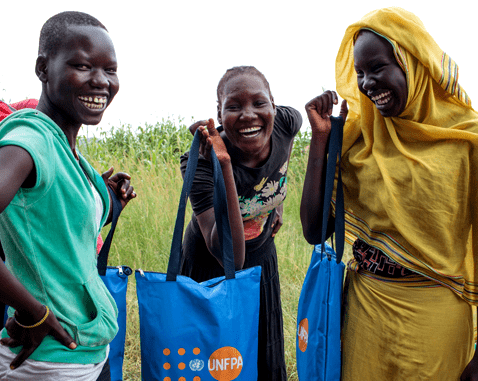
xmin=239 ymin=126 xmax=261 ymax=138
xmin=370 ymin=91 xmax=391 ymax=106
xmin=78 ymin=95 xmax=107 ymax=110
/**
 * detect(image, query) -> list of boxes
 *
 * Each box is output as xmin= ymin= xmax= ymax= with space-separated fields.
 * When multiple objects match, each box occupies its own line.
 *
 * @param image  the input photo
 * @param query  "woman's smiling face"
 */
xmin=40 ymin=25 xmax=119 ymax=130
xmin=218 ymin=73 xmax=276 ymax=165
xmin=354 ymin=30 xmax=408 ymax=118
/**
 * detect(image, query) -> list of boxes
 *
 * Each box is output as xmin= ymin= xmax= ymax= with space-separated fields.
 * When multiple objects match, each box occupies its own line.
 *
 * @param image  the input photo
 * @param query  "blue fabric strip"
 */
xmin=167 ymin=130 xmax=235 ymax=280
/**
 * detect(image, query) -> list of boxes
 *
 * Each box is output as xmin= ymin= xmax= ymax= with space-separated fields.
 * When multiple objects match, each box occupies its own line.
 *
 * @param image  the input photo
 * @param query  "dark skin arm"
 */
xmin=189 ymin=119 xmax=245 ymax=270
xmin=300 ymin=91 xmax=348 ymax=244
xmin=0 ymin=145 xmax=76 ymax=370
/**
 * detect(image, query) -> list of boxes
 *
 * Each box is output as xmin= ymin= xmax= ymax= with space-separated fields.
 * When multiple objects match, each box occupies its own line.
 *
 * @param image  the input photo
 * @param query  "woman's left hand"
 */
xmin=271 ymin=204 xmax=284 ymax=238
xmin=101 ymin=167 xmax=137 ymax=210
xmin=189 ymin=119 xmax=231 ymax=165
xmin=461 ymin=349 xmax=478 ymax=381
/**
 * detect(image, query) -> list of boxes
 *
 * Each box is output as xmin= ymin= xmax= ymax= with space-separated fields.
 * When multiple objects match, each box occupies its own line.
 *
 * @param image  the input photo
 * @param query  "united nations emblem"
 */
xmin=189 ymin=359 xmax=204 ymax=372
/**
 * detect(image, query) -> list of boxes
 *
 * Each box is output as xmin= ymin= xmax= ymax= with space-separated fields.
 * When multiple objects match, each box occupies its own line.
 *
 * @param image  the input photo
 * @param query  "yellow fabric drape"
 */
xmin=335 ymin=7 xmax=478 ymax=304
xmin=342 ymin=271 xmax=473 ymax=380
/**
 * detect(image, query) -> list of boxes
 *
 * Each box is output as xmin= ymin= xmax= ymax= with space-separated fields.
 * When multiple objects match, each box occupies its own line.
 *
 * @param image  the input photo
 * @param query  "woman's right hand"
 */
xmin=305 ymin=90 xmax=348 ymax=136
xmin=189 ymin=119 xmax=231 ymax=164
xmin=1 ymin=307 xmax=76 ymax=369
xmin=301 ymin=90 xmax=346 ymax=245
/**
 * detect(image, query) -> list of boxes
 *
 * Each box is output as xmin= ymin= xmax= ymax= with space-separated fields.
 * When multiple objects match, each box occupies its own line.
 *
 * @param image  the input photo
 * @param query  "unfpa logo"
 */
xmin=208 ymin=346 xmax=243 ymax=381
xmin=298 ymin=318 xmax=309 ymax=352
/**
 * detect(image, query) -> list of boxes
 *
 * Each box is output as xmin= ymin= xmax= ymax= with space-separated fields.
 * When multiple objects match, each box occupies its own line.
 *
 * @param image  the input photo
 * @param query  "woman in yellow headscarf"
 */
xmin=301 ymin=7 xmax=478 ymax=381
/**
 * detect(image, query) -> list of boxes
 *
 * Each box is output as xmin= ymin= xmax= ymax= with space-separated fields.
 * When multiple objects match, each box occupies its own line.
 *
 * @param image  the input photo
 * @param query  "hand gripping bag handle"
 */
xmin=166 ymin=129 xmax=235 ymax=281
xmin=320 ymin=116 xmax=345 ymax=263
xmin=97 ymin=187 xmax=123 ymax=276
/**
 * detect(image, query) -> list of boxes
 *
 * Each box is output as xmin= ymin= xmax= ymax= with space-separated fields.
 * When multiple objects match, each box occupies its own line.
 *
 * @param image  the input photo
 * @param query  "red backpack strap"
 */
xmin=10 ymin=99 xmax=38 ymax=110
xmin=0 ymin=99 xmax=38 ymax=122
xmin=0 ymin=101 xmax=16 ymax=121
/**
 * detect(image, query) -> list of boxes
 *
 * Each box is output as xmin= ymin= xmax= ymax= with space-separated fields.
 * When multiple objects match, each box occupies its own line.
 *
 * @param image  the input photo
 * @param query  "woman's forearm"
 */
xmin=219 ymin=159 xmax=245 ymax=270
xmin=300 ymin=132 xmax=330 ymax=244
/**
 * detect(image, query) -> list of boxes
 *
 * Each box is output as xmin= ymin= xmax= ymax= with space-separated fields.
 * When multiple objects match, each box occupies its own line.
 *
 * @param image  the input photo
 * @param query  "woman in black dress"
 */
xmin=180 ymin=66 xmax=302 ymax=380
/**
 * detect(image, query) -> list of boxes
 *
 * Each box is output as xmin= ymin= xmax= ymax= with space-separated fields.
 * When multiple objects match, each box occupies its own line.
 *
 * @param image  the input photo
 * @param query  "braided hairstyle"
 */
xmin=39 ymin=11 xmax=107 ymax=57
xmin=217 ymin=66 xmax=272 ymax=105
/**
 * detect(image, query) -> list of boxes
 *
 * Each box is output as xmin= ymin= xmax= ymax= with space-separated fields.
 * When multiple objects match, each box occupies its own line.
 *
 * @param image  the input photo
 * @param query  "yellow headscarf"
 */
xmin=335 ymin=7 xmax=478 ymax=304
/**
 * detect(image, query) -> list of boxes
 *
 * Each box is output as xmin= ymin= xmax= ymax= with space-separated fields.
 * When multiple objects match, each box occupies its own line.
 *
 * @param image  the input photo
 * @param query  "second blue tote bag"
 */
xmin=99 ymin=265 xmax=131 ymax=381
xmin=97 ymin=186 xmax=131 ymax=381
xmin=296 ymin=116 xmax=346 ymax=381
xmin=136 ymin=130 xmax=261 ymax=381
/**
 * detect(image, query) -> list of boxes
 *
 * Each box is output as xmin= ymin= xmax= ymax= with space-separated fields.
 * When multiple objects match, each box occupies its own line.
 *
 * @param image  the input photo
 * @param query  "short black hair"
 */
xmin=217 ymin=66 xmax=272 ymax=105
xmin=39 ymin=11 xmax=107 ymax=57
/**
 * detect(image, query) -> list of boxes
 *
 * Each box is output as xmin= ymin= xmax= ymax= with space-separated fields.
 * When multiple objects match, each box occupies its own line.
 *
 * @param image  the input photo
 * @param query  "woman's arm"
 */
xmin=0 ymin=146 xmax=35 ymax=213
xmin=0 ymin=145 xmax=76 ymax=369
xmin=300 ymin=91 xmax=347 ymax=244
xmin=189 ymin=119 xmax=245 ymax=270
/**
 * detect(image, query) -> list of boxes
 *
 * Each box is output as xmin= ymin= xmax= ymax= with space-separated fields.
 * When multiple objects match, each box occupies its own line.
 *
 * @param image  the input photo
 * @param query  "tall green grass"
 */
xmin=80 ymin=119 xmax=351 ymax=381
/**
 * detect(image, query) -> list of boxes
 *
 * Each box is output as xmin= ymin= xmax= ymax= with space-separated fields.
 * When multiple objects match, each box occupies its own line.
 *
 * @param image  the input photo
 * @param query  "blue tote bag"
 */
xmin=136 ymin=130 xmax=261 ymax=381
xmin=296 ymin=116 xmax=346 ymax=381
xmin=97 ymin=188 xmax=131 ymax=381
xmin=2 ymin=304 xmax=7 ymax=328
xmin=99 ymin=265 xmax=131 ymax=381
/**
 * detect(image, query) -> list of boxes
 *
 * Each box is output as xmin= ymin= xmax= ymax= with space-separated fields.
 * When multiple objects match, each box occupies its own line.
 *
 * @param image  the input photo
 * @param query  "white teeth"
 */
xmin=239 ymin=126 xmax=261 ymax=138
xmin=84 ymin=103 xmax=104 ymax=109
xmin=239 ymin=127 xmax=261 ymax=134
xmin=78 ymin=96 xmax=107 ymax=109
xmin=376 ymin=96 xmax=391 ymax=105
xmin=93 ymin=97 xmax=107 ymax=104
xmin=371 ymin=91 xmax=391 ymax=102
xmin=79 ymin=95 xmax=107 ymax=104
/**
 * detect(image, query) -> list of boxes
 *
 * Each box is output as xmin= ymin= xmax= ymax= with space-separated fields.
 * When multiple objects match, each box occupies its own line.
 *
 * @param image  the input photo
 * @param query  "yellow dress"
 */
xmin=334 ymin=7 xmax=478 ymax=380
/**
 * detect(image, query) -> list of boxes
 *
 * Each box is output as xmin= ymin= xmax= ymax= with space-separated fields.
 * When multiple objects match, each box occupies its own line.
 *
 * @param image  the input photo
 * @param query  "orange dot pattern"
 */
xmin=161 ymin=347 xmax=204 ymax=379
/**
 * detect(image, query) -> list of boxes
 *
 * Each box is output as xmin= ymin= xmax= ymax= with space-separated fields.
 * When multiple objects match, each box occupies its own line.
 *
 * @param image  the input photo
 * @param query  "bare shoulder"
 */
xmin=0 ymin=145 xmax=35 ymax=210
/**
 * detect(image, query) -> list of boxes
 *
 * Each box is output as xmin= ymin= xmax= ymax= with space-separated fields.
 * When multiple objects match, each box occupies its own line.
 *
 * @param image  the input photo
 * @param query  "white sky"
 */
xmin=1 ymin=0 xmax=476 ymax=135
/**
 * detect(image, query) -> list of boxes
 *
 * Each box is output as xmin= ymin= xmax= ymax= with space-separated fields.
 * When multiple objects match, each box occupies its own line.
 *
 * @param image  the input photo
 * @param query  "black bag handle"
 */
xmin=166 ymin=130 xmax=234 ymax=281
xmin=320 ymin=116 xmax=345 ymax=263
xmin=97 ymin=187 xmax=123 ymax=276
